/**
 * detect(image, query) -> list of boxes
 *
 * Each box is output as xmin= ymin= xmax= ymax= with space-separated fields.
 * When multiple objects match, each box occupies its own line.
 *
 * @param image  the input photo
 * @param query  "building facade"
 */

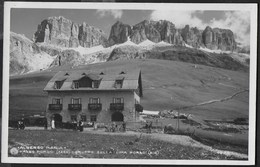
xmin=43 ymin=69 xmax=143 ymax=127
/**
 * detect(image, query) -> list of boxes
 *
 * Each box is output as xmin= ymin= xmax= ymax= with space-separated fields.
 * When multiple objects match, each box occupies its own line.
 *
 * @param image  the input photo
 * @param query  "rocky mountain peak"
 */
xmin=33 ymin=16 xmax=107 ymax=48
xmin=107 ymin=20 xmax=237 ymax=51
xmin=202 ymin=26 xmax=236 ymax=51
xmin=108 ymin=21 xmax=132 ymax=46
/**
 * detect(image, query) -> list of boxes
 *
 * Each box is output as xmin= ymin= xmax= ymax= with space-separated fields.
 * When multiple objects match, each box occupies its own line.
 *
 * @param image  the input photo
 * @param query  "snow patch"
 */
xmin=27 ymin=52 xmax=55 ymax=73
xmin=141 ymin=110 xmax=160 ymax=116
xmin=156 ymin=41 xmax=173 ymax=47
xmin=72 ymin=45 xmax=105 ymax=55
xmin=199 ymin=47 xmax=232 ymax=54
xmin=138 ymin=39 xmax=155 ymax=46
xmin=184 ymin=43 xmax=193 ymax=48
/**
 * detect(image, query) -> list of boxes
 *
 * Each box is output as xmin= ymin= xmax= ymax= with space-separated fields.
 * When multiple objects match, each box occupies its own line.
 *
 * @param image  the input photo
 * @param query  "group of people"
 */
xmin=72 ymin=119 xmax=84 ymax=131
xmin=17 ymin=118 xmax=25 ymax=130
xmin=105 ymin=122 xmax=126 ymax=132
xmin=51 ymin=118 xmax=84 ymax=131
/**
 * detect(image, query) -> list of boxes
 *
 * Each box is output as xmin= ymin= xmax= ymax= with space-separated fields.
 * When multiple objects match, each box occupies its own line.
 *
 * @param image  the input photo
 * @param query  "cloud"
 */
xmin=209 ymin=11 xmax=250 ymax=47
xmin=96 ymin=9 xmax=123 ymax=19
xmin=150 ymin=10 xmax=250 ymax=47
xmin=150 ymin=10 xmax=206 ymax=29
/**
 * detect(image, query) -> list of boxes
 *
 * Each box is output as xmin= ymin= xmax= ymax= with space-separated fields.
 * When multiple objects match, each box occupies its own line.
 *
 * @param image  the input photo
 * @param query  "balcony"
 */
xmin=88 ymin=103 xmax=102 ymax=111
xmin=49 ymin=104 xmax=62 ymax=111
xmin=135 ymin=104 xmax=143 ymax=112
xmin=68 ymin=104 xmax=82 ymax=111
xmin=110 ymin=103 xmax=124 ymax=111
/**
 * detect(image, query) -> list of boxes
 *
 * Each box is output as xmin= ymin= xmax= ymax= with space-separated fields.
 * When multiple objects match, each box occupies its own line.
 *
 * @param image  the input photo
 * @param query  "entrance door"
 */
xmin=52 ymin=114 xmax=62 ymax=128
xmin=111 ymin=112 xmax=124 ymax=122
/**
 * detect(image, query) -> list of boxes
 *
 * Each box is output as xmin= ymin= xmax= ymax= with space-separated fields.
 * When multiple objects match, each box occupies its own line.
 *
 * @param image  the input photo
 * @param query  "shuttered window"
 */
xmin=52 ymin=98 xmax=62 ymax=104
xmin=89 ymin=98 xmax=100 ymax=104
xmin=113 ymin=97 xmax=124 ymax=103
xmin=71 ymin=98 xmax=81 ymax=104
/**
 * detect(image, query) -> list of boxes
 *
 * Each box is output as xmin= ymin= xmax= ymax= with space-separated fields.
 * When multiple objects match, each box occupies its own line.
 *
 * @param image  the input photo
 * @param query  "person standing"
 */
xmin=78 ymin=120 xmax=84 ymax=132
xmin=51 ymin=119 xmax=55 ymax=130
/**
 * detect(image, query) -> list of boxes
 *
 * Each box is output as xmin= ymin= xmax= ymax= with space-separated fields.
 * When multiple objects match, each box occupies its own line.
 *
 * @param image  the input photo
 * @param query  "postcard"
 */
xmin=2 ymin=2 xmax=257 ymax=165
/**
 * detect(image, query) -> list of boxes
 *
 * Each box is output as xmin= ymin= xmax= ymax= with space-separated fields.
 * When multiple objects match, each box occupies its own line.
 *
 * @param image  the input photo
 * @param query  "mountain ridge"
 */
xmin=9 ymin=16 xmax=249 ymax=76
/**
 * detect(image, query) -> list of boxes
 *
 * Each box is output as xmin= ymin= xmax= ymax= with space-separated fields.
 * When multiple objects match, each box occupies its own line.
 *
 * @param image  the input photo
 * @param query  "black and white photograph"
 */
xmin=1 ymin=2 xmax=257 ymax=165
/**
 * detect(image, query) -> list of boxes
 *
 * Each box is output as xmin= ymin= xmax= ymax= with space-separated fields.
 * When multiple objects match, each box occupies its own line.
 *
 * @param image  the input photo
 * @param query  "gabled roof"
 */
xmin=44 ymin=68 xmax=141 ymax=91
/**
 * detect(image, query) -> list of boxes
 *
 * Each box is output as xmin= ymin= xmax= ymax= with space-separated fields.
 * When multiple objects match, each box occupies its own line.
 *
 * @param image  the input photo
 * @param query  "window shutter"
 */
xmin=98 ymin=98 xmax=100 ymax=103
xmin=121 ymin=98 xmax=124 ymax=103
xmin=79 ymin=98 xmax=81 ymax=104
xmin=60 ymin=98 xmax=63 ymax=104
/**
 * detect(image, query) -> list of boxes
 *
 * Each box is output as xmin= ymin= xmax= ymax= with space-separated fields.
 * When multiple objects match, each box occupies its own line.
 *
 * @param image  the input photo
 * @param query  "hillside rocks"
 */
xmin=108 ymin=44 xmax=247 ymax=71
xmin=10 ymin=32 xmax=54 ymax=75
xmin=202 ymin=26 xmax=237 ymax=51
xmin=33 ymin=16 xmax=107 ymax=48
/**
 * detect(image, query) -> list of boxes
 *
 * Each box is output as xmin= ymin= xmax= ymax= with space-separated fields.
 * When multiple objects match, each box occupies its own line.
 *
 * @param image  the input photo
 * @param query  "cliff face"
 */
xmin=202 ymin=26 xmax=237 ymax=51
xmin=108 ymin=20 xmax=237 ymax=51
xmin=33 ymin=16 xmax=107 ymax=48
xmin=181 ymin=25 xmax=203 ymax=48
xmin=108 ymin=21 xmax=132 ymax=46
xmin=130 ymin=20 xmax=184 ymax=45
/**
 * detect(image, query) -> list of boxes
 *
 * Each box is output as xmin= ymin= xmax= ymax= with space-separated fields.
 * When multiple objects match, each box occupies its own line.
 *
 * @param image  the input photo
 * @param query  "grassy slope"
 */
xmin=8 ymin=130 xmax=241 ymax=159
xmin=9 ymin=59 xmax=249 ymax=120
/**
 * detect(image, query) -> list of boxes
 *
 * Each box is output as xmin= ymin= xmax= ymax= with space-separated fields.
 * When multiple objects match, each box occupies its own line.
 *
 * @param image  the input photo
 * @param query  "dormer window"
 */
xmin=120 ymin=71 xmax=126 ymax=75
xmin=115 ymin=79 xmax=123 ymax=88
xmin=114 ymin=76 xmax=124 ymax=88
xmin=72 ymin=81 xmax=79 ymax=89
xmin=54 ymin=80 xmax=64 ymax=89
xmin=82 ymin=72 xmax=86 ymax=76
xmin=99 ymin=72 xmax=105 ymax=75
xmin=65 ymin=72 xmax=69 ymax=76
xmin=92 ymin=80 xmax=100 ymax=88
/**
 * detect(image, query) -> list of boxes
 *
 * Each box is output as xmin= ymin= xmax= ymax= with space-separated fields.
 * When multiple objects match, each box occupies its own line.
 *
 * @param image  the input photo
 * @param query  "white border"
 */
xmin=2 ymin=2 xmax=258 ymax=165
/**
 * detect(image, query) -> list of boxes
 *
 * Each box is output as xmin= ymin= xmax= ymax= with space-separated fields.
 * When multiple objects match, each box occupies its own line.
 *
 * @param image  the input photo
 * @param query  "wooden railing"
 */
xmin=49 ymin=104 xmax=62 ymax=111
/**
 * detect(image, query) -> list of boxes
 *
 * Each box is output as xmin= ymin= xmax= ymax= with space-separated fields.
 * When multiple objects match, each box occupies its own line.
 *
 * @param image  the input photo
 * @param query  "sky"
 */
xmin=10 ymin=8 xmax=250 ymax=47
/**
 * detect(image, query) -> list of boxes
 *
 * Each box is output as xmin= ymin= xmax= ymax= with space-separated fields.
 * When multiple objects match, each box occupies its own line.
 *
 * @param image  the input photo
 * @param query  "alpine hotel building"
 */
xmin=43 ymin=69 xmax=143 ymax=127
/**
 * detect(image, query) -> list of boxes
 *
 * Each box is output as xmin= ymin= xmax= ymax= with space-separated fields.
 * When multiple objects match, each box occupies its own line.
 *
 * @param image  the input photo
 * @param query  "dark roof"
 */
xmin=44 ymin=68 xmax=141 ymax=91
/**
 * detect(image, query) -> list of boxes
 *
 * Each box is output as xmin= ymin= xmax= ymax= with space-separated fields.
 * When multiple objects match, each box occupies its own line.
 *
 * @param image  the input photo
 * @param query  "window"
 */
xmin=113 ymin=97 xmax=124 ymax=104
xmin=114 ymin=80 xmax=123 ymax=88
xmin=73 ymin=81 xmax=79 ymax=89
xmin=71 ymin=98 xmax=81 ymax=104
xmin=90 ymin=115 xmax=97 ymax=122
xmin=120 ymin=71 xmax=126 ymax=74
xmin=71 ymin=115 xmax=77 ymax=122
xmin=89 ymin=98 xmax=100 ymax=104
xmin=52 ymin=98 xmax=62 ymax=104
xmin=92 ymin=80 xmax=100 ymax=88
xmin=81 ymin=115 xmax=87 ymax=122
xmin=54 ymin=81 xmax=63 ymax=89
